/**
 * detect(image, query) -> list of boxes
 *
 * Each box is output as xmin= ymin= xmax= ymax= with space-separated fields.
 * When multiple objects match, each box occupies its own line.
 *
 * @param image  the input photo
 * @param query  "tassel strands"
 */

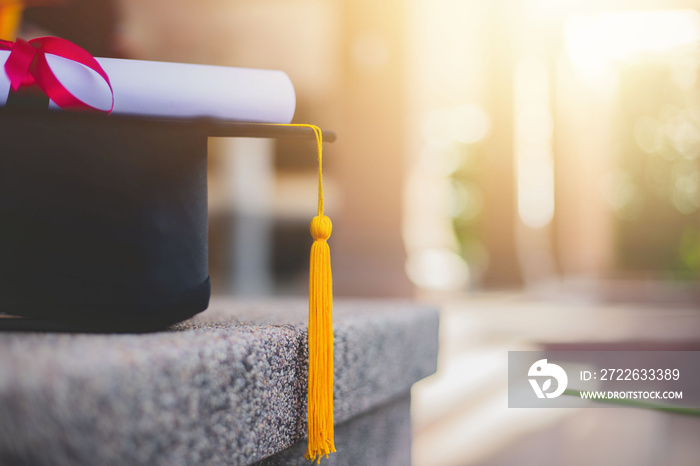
xmin=274 ymin=124 xmax=335 ymax=462
xmin=306 ymin=214 xmax=335 ymax=463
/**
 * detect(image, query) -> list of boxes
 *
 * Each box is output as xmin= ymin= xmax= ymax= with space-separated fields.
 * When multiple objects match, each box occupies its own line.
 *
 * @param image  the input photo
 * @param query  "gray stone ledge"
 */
xmin=0 ymin=299 xmax=438 ymax=466
xmin=253 ymin=395 xmax=412 ymax=466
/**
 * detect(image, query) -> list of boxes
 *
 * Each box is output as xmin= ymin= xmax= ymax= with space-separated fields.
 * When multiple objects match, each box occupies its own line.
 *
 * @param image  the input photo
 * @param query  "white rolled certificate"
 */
xmin=0 ymin=51 xmax=296 ymax=123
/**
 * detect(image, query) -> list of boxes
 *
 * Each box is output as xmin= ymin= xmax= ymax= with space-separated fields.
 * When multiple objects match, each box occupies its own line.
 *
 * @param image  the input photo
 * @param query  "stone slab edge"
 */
xmin=0 ymin=299 xmax=439 ymax=466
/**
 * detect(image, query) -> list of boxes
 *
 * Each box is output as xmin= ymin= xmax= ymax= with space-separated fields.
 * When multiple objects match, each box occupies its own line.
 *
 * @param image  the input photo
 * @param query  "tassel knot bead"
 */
xmin=310 ymin=215 xmax=332 ymax=241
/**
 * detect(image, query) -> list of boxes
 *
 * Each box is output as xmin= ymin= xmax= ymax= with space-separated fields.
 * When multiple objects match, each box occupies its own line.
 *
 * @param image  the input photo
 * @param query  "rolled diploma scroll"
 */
xmin=0 ymin=51 xmax=296 ymax=123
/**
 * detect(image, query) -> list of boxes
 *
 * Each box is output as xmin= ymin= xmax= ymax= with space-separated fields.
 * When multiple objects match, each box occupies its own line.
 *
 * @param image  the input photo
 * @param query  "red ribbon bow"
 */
xmin=0 ymin=36 xmax=113 ymax=113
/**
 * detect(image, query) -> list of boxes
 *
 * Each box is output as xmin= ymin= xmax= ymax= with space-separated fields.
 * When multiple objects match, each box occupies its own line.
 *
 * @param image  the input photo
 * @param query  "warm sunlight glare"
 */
xmin=565 ymin=10 xmax=700 ymax=85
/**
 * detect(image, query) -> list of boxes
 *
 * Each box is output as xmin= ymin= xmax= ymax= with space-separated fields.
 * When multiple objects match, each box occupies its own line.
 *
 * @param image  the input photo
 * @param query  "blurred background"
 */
xmin=5 ymin=0 xmax=700 ymax=464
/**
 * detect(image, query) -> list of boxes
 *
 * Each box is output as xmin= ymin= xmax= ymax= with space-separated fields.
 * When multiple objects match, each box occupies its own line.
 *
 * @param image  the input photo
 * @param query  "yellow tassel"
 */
xmin=305 ymin=125 xmax=335 ymax=463
xmin=273 ymin=124 xmax=335 ymax=462
xmin=0 ymin=1 xmax=24 ymax=41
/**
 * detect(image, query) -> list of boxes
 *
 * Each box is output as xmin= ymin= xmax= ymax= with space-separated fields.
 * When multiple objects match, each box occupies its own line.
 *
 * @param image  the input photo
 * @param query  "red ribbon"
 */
xmin=0 ymin=36 xmax=113 ymax=113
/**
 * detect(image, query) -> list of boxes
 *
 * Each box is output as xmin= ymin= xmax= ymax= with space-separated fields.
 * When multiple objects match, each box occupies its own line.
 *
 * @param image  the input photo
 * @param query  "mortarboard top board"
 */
xmin=0 ymin=107 xmax=335 ymax=333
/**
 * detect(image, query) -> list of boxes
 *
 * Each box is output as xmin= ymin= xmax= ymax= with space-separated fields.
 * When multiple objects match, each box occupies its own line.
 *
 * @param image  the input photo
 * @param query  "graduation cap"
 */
xmin=0 ymin=37 xmax=336 ymax=462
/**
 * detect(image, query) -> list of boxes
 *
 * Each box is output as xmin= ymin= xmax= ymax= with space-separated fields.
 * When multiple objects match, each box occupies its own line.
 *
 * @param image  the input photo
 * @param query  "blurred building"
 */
xmin=403 ymin=0 xmax=700 ymax=304
xmin=18 ymin=0 xmax=700 ymax=302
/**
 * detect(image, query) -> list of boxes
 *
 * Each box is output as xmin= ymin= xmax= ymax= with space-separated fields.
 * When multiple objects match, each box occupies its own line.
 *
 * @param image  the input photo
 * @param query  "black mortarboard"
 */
xmin=0 ymin=110 xmax=334 ymax=333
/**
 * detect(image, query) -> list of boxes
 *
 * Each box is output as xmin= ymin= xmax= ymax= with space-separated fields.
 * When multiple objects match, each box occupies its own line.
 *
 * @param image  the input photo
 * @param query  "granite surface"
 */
xmin=0 ymin=298 xmax=438 ymax=466
xmin=253 ymin=395 xmax=411 ymax=466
